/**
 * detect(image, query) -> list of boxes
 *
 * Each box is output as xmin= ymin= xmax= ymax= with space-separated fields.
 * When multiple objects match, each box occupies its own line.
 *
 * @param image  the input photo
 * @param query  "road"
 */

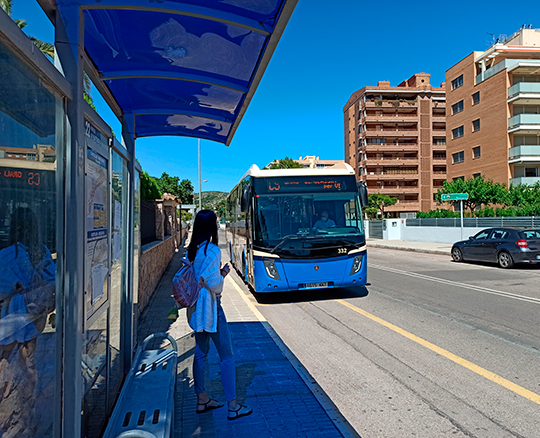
xmin=234 ymin=247 xmax=540 ymax=438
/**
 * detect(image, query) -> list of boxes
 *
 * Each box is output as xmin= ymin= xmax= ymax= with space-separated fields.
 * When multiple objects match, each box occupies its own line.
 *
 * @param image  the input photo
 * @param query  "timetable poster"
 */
xmin=85 ymin=147 xmax=109 ymax=310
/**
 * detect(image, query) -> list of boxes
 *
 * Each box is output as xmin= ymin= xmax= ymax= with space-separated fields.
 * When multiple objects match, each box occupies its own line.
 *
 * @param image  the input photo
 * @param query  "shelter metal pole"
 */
xmin=55 ymin=5 xmax=85 ymax=438
xmin=198 ymin=138 xmax=202 ymax=211
xmin=122 ymin=116 xmax=136 ymax=373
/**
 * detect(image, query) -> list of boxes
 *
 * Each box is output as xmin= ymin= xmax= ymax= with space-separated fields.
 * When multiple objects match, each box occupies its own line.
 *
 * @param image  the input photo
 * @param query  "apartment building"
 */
xmin=446 ymin=27 xmax=540 ymax=186
xmin=296 ymin=156 xmax=343 ymax=168
xmin=344 ymin=73 xmax=446 ymax=216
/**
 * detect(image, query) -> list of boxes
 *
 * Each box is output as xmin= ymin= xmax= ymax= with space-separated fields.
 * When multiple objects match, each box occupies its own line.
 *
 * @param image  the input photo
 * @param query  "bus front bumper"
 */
xmin=253 ymin=251 xmax=367 ymax=293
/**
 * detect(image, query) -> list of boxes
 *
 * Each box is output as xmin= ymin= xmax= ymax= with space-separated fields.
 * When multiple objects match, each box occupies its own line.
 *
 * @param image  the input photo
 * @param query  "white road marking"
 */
xmin=369 ymin=264 xmax=540 ymax=305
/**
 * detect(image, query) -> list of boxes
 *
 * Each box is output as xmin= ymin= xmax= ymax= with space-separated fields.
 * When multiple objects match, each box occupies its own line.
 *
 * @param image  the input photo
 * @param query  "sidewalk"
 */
xmin=366 ymin=238 xmax=453 ymax=256
xmin=137 ymin=237 xmax=359 ymax=438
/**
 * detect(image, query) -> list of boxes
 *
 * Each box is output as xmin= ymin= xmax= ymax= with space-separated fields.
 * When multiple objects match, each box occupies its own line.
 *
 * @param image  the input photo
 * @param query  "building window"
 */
xmin=525 ymin=167 xmax=539 ymax=177
xmin=452 ymin=125 xmax=464 ymax=139
xmin=452 ymin=74 xmax=463 ymax=90
xmin=453 ymin=151 xmax=465 ymax=164
xmin=473 ymin=146 xmax=481 ymax=159
xmin=473 ymin=172 xmax=481 ymax=178
xmin=472 ymin=91 xmax=480 ymax=105
xmin=452 ymin=100 xmax=464 ymax=115
xmin=472 ymin=119 xmax=480 ymax=132
xmin=453 ymin=176 xmax=464 ymax=182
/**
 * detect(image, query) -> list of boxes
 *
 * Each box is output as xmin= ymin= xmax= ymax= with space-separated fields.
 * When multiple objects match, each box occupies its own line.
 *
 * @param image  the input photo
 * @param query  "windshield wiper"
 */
xmin=270 ymin=235 xmax=302 ymax=254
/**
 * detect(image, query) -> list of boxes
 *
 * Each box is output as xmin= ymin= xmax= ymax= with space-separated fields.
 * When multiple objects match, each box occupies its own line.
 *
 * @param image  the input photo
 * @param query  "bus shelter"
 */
xmin=0 ymin=1 xmax=297 ymax=437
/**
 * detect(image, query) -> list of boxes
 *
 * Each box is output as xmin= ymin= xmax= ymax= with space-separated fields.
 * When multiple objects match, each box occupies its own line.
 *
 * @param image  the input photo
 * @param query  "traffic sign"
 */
xmin=441 ymin=193 xmax=469 ymax=201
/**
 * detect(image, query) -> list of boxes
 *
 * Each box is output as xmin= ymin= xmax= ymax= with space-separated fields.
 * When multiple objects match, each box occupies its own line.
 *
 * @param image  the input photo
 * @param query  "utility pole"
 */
xmin=198 ymin=138 xmax=202 ymax=211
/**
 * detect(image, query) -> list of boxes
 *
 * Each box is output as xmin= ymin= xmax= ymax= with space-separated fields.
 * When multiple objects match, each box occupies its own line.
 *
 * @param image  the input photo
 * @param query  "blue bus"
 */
xmin=225 ymin=163 xmax=368 ymax=293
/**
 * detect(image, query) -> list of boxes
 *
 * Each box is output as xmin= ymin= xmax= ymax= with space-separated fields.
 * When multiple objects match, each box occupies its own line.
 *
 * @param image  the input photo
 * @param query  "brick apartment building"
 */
xmin=446 ymin=27 xmax=540 ymax=186
xmin=344 ymin=73 xmax=446 ymax=217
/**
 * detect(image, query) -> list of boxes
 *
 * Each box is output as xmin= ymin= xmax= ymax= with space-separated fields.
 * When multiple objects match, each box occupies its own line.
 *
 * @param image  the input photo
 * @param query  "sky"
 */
xmin=12 ymin=0 xmax=540 ymax=193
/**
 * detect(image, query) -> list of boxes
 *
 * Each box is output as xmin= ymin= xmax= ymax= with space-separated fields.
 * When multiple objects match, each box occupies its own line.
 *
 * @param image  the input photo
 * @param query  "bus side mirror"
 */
xmin=240 ymin=185 xmax=251 ymax=213
xmin=357 ymin=182 xmax=369 ymax=207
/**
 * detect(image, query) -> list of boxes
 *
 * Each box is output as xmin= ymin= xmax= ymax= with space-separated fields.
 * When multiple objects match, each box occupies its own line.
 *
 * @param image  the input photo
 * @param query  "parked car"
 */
xmin=451 ymin=228 xmax=540 ymax=268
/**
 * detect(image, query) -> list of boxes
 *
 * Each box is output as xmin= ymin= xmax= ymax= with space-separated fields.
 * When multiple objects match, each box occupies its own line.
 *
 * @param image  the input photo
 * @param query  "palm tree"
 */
xmin=1 ymin=0 xmax=54 ymax=60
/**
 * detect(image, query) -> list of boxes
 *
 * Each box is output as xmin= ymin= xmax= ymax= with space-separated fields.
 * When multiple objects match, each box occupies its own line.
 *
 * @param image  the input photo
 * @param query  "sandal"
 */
xmin=227 ymin=404 xmax=252 ymax=420
xmin=196 ymin=399 xmax=224 ymax=414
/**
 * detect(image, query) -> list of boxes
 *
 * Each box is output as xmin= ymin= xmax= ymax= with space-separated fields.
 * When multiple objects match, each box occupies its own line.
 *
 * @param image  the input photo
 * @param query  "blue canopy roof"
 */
xmin=50 ymin=0 xmax=297 ymax=145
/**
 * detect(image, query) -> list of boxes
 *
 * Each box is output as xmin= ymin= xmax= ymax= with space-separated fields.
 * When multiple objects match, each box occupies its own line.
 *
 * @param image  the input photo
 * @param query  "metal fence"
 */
xmin=141 ymin=199 xmax=156 ymax=245
xmin=405 ymin=216 xmax=539 ymax=228
xmin=368 ymin=220 xmax=384 ymax=239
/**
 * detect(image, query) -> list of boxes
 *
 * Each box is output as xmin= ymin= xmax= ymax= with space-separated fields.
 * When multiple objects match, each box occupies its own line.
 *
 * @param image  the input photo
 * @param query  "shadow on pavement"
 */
xmin=253 ymin=285 xmax=369 ymax=305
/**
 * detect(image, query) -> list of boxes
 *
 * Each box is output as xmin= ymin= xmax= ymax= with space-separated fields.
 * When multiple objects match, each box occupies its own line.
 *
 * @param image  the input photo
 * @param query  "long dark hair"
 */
xmin=187 ymin=210 xmax=218 ymax=261
xmin=9 ymin=207 xmax=45 ymax=267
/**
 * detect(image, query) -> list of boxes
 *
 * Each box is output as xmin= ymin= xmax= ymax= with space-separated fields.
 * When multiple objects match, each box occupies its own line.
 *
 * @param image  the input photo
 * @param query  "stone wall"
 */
xmin=138 ymin=227 xmax=187 ymax=315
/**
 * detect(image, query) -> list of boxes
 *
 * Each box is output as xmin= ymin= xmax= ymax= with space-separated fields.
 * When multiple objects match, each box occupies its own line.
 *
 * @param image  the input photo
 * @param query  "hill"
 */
xmin=201 ymin=191 xmax=227 ymax=208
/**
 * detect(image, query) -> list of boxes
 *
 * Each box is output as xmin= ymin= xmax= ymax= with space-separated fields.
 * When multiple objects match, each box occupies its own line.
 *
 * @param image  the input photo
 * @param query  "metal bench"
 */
xmin=103 ymin=333 xmax=178 ymax=438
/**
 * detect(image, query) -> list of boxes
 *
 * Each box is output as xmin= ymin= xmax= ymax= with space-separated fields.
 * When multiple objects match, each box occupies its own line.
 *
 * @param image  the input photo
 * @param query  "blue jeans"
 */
xmin=193 ymin=299 xmax=236 ymax=402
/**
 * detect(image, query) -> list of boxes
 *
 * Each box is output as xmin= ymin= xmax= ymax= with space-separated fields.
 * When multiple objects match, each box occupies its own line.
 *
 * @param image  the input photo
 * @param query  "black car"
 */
xmin=451 ymin=228 xmax=540 ymax=268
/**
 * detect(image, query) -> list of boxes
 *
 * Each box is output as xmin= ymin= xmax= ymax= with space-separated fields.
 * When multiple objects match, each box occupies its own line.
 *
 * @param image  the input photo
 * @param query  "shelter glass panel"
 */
xmin=0 ymin=38 xmax=63 ymax=438
xmin=110 ymin=151 xmax=128 ymax=411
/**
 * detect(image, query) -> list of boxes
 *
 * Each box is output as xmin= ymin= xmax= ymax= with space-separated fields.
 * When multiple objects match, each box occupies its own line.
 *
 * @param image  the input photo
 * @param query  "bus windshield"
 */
xmin=253 ymin=192 xmax=364 ymax=252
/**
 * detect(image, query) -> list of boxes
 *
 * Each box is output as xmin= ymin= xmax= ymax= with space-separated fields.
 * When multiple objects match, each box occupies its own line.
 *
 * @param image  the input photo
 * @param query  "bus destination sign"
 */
xmin=268 ymin=179 xmax=342 ymax=192
xmin=254 ymin=175 xmax=355 ymax=194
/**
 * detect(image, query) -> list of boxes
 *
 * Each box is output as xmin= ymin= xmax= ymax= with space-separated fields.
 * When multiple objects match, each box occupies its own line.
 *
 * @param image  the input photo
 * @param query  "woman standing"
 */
xmin=186 ymin=210 xmax=252 ymax=420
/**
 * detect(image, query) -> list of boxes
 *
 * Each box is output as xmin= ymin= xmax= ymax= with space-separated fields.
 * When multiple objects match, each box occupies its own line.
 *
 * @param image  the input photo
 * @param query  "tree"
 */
xmin=178 ymin=179 xmax=194 ymax=204
xmin=436 ymin=176 xmax=507 ymax=214
xmin=141 ymin=171 xmax=162 ymax=200
xmin=505 ymin=181 xmax=540 ymax=207
xmin=264 ymin=157 xmax=303 ymax=169
xmin=154 ymin=173 xmax=194 ymax=204
xmin=368 ymin=194 xmax=397 ymax=218
xmin=215 ymin=199 xmax=226 ymax=217
xmin=155 ymin=172 xmax=180 ymax=196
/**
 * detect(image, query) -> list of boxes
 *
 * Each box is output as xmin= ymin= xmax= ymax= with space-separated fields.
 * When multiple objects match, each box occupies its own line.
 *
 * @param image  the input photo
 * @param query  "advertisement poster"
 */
xmin=85 ymin=127 xmax=109 ymax=313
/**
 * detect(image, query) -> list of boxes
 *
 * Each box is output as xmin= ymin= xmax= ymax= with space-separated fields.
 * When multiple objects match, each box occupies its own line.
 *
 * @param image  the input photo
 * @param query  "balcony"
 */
xmin=432 ymin=172 xmax=447 ymax=179
xmin=508 ymin=114 xmax=540 ymax=133
xmin=363 ymin=143 xmax=418 ymax=151
xmin=508 ymin=82 xmax=540 ymax=104
xmin=366 ymin=186 xmax=419 ymax=193
xmin=364 ymin=157 xmax=419 ymax=166
xmin=365 ymin=171 xmax=418 ymax=180
xmin=509 ymin=176 xmax=540 ymax=186
xmin=508 ymin=145 xmax=540 ymax=164
xmin=365 ymin=128 xmax=418 ymax=137
xmin=364 ymin=100 xmax=418 ymax=109
xmin=387 ymin=200 xmax=421 ymax=211
xmin=364 ymin=114 xmax=418 ymax=123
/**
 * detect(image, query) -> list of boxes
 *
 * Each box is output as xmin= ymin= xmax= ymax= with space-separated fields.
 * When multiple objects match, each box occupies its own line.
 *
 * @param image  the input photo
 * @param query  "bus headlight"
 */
xmin=350 ymin=255 xmax=363 ymax=275
xmin=263 ymin=259 xmax=281 ymax=280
